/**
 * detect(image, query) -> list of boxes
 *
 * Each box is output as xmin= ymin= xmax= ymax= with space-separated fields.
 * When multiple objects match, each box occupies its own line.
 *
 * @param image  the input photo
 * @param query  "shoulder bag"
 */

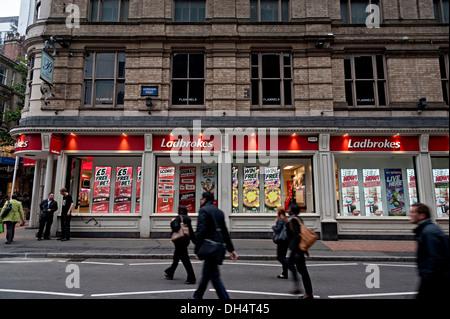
xmin=292 ymin=216 xmax=318 ymax=252
xmin=273 ymin=221 xmax=288 ymax=244
xmin=196 ymin=213 xmax=226 ymax=264
xmin=1 ymin=201 xmax=12 ymax=219
xmin=170 ymin=215 xmax=190 ymax=243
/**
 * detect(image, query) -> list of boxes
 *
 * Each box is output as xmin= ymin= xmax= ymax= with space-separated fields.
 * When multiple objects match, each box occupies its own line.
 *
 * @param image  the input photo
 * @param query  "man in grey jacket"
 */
xmin=410 ymin=203 xmax=449 ymax=300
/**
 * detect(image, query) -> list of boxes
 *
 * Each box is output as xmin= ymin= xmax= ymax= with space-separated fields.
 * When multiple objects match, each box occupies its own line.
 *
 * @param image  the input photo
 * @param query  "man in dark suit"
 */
xmin=37 ymin=192 xmax=58 ymax=240
xmin=193 ymin=191 xmax=237 ymax=299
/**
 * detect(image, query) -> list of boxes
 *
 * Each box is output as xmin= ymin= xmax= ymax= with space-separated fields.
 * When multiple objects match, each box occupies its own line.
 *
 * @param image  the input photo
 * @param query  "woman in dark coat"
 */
xmin=164 ymin=205 xmax=196 ymax=284
xmin=272 ymin=206 xmax=289 ymax=279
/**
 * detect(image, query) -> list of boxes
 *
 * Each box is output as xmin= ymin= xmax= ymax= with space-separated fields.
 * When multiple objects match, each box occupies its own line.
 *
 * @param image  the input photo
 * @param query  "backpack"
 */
xmin=290 ymin=216 xmax=318 ymax=252
xmin=1 ymin=201 xmax=13 ymax=219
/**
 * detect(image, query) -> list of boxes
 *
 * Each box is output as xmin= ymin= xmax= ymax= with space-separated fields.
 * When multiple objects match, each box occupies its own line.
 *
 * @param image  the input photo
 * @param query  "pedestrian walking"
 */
xmin=409 ymin=203 xmax=450 ymax=300
xmin=286 ymin=201 xmax=314 ymax=299
xmin=193 ymin=191 xmax=238 ymax=299
xmin=37 ymin=192 xmax=58 ymax=240
xmin=59 ymin=187 xmax=74 ymax=241
xmin=164 ymin=205 xmax=197 ymax=284
xmin=272 ymin=206 xmax=289 ymax=279
xmin=0 ymin=193 xmax=25 ymax=244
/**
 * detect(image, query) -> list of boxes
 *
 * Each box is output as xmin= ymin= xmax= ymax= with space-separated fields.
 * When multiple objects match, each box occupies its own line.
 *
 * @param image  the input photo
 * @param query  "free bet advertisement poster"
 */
xmin=385 ymin=169 xmax=406 ymax=216
xmin=92 ymin=166 xmax=111 ymax=213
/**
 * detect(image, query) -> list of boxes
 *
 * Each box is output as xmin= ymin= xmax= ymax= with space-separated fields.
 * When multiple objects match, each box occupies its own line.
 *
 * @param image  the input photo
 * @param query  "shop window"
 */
xmin=84 ymin=52 xmax=126 ymax=107
xmin=440 ymin=55 xmax=449 ymax=105
xmin=434 ymin=0 xmax=449 ymax=23
xmin=155 ymin=157 xmax=218 ymax=214
xmin=431 ymin=157 xmax=449 ymax=218
xmin=251 ymin=53 xmax=292 ymax=107
xmin=250 ymin=0 xmax=290 ymax=22
xmin=340 ymin=0 xmax=380 ymax=24
xmin=66 ymin=156 xmax=141 ymax=214
xmin=232 ymin=159 xmax=314 ymax=214
xmin=90 ymin=0 xmax=129 ymax=22
xmin=336 ymin=156 xmax=418 ymax=217
xmin=344 ymin=54 xmax=387 ymax=107
xmin=174 ymin=0 xmax=206 ymax=22
xmin=171 ymin=53 xmax=205 ymax=106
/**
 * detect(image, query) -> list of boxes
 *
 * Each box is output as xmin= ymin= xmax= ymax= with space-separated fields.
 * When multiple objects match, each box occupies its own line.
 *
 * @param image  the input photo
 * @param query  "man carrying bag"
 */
xmin=193 ymin=191 xmax=237 ymax=299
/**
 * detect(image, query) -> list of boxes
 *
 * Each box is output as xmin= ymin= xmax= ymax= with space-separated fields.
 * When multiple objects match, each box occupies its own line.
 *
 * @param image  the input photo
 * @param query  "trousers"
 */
xmin=288 ymin=248 xmax=313 ymax=295
xmin=165 ymin=241 xmax=196 ymax=282
xmin=4 ymin=221 xmax=16 ymax=243
xmin=37 ymin=212 xmax=53 ymax=239
xmin=61 ymin=213 xmax=71 ymax=239
xmin=193 ymin=259 xmax=229 ymax=299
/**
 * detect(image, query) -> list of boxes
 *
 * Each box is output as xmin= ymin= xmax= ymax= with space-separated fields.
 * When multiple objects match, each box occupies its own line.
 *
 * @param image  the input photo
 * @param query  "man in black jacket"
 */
xmin=37 ymin=192 xmax=58 ymax=240
xmin=193 ymin=191 xmax=237 ymax=299
xmin=410 ymin=203 xmax=449 ymax=300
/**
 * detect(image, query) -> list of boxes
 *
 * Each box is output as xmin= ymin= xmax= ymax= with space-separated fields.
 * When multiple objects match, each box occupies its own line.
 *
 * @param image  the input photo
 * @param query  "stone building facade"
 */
xmin=13 ymin=0 xmax=449 ymax=239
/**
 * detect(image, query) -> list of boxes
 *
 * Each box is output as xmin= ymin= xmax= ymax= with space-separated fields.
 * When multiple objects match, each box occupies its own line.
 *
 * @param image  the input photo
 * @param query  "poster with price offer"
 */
xmin=341 ymin=169 xmax=361 ymax=216
xmin=433 ymin=169 xmax=449 ymax=217
xmin=264 ymin=167 xmax=281 ymax=213
xmin=243 ymin=166 xmax=260 ymax=213
xmin=232 ymin=166 xmax=239 ymax=213
xmin=179 ymin=167 xmax=196 ymax=214
xmin=407 ymin=169 xmax=418 ymax=206
xmin=114 ymin=166 xmax=133 ymax=213
xmin=157 ymin=167 xmax=176 ymax=213
xmin=363 ymin=169 xmax=383 ymax=216
xmin=92 ymin=166 xmax=111 ymax=213
xmin=385 ymin=169 xmax=406 ymax=216
xmin=135 ymin=167 xmax=142 ymax=214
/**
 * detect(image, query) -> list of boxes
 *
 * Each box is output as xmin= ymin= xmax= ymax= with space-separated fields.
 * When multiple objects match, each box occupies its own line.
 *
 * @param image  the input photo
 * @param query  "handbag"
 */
xmin=272 ymin=222 xmax=288 ymax=244
xmin=0 ymin=221 xmax=4 ymax=234
xmin=170 ymin=215 xmax=190 ymax=243
xmin=1 ymin=201 xmax=12 ymax=219
xmin=291 ymin=216 xmax=318 ymax=252
xmin=196 ymin=213 xmax=226 ymax=264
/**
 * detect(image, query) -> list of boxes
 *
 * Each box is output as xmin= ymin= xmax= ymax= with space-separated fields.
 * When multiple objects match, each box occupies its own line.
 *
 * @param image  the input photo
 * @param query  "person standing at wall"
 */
xmin=409 ymin=203 xmax=450 ymax=300
xmin=1 ymin=193 xmax=25 ymax=244
xmin=37 ymin=193 xmax=58 ymax=241
xmin=59 ymin=188 xmax=74 ymax=241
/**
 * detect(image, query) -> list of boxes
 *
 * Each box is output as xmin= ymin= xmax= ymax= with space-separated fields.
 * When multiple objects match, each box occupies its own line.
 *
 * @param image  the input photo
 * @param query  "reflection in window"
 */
xmin=174 ymin=0 xmax=206 ymax=22
xmin=172 ymin=53 xmax=205 ymax=106
xmin=90 ymin=0 xmax=129 ymax=22
xmin=251 ymin=0 xmax=289 ymax=22
xmin=340 ymin=0 xmax=379 ymax=24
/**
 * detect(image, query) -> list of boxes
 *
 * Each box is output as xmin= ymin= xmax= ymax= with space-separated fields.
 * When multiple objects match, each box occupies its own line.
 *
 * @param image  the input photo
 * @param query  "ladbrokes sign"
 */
xmin=331 ymin=136 xmax=420 ymax=152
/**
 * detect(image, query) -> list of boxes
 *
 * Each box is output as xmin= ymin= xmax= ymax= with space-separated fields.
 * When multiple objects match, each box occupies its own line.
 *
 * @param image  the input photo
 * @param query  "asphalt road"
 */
xmin=0 ymin=257 xmax=420 ymax=300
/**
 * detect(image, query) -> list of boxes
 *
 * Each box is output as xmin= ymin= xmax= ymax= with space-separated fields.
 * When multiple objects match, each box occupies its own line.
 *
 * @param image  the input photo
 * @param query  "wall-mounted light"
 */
xmin=146 ymin=98 xmax=153 ymax=115
xmin=315 ymin=38 xmax=326 ymax=49
xmin=418 ymin=97 xmax=427 ymax=114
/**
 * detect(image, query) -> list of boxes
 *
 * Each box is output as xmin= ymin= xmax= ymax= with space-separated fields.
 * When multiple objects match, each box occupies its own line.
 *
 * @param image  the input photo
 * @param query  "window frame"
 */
xmin=340 ymin=0 xmax=380 ymax=24
xmin=250 ymin=0 xmax=290 ymax=22
xmin=440 ymin=54 xmax=449 ymax=105
xmin=434 ymin=0 xmax=450 ymax=23
xmin=251 ymin=52 xmax=293 ymax=108
xmin=89 ymin=0 xmax=130 ymax=22
xmin=344 ymin=54 xmax=388 ymax=108
xmin=170 ymin=52 xmax=206 ymax=108
xmin=173 ymin=0 xmax=206 ymax=23
xmin=83 ymin=52 xmax=126 ymax=108
xmin=0 ymin=65 xmax=7 ymax=86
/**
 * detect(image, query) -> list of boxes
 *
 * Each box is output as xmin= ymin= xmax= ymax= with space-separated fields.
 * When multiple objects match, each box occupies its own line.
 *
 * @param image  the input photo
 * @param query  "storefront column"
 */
xmin=140 ymin=134 xmax=154 ymax=237
xmin=29 ymin=159 xmax=42 ymax=228
xmin=218 ymin=144 xmax=232 ymax=229
xmin=416 ymin=134 xmax=438 ymax=219
xmin=316 ymin=134 xmax=338 ymax=240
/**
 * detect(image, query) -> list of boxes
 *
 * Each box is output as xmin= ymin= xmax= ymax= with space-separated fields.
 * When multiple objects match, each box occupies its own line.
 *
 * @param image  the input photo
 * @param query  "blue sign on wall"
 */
xmin=141 ymin=86 xmax=159 ymax=96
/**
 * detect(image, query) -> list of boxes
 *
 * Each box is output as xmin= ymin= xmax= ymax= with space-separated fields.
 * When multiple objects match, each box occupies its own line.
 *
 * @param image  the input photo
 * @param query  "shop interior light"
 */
xmin=291 ymin=133 xmax=297 ymax=137
xmin=284 ymin=166 xmax=294 ymax=170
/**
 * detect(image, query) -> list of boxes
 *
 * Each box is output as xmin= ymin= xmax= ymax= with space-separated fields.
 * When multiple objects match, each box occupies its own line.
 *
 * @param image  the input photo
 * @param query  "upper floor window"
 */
xmin=344 ymin=55 xmax=387 ymax=107
xmin=251 ymin=0 xmax=290 ymax=22
xmin=90 ymin=0 xmax=129 ymax=22
xmin=341 ymin=0 xmax=379 ymax=24
xmin=251 ymin=53 xmax=292 ymax=107
xmin=84 ymin=52 xmax=126 ymax=106
xmin=0 ymin=66 xmax=7 ymax=85
xmin=174 ymin=0 xmax=206 ymax=22
xmin=171 ymin=53 xmax=205 ymax=106
xmin=434 ymin=0 xmax=449 ymax=23
xmin=440 ymin=55 xmax=449 ymax=105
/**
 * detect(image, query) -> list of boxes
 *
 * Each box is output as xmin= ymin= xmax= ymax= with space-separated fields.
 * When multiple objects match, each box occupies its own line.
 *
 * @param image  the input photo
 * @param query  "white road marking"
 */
xmin=328 ymin=291 xmax=417 ymax=299
xmin=0 ymin=288 xmax=83 ymax=297
xmin=80 ymin=261 xmax=125 ymax=266
xmin=223 ymin=262 xmax=359 ymax=267
xmin=362 ymin=263 xmax=416 ymax=268
xmin=214 ymin=289 xmax=320 ymax=298
xmin=91 ymin=289 xmax=196 ymax=298
xmin=129 ymin=261 xmax=202 ymax=266
xmin=0 ymin=260 xmax=53 ymax=264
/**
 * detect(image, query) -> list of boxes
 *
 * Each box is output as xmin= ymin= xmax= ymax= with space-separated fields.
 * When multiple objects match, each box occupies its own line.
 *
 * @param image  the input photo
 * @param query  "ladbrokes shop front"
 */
xmin=12 ymin=124 xmax=449 ymax=240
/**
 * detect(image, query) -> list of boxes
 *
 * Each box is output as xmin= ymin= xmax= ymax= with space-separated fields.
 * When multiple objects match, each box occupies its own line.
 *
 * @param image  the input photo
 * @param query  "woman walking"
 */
xmin=1 ymin=193 xmax=25 ymax=244
xmin=272 ymin=206 xmax=289 ymax=279
xmin=164 ymin=205 xmax=197 ymax=284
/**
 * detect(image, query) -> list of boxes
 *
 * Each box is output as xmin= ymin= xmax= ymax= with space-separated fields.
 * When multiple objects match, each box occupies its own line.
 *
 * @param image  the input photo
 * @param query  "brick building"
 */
xmin=12 ymin=0 xmax=449 ymax=239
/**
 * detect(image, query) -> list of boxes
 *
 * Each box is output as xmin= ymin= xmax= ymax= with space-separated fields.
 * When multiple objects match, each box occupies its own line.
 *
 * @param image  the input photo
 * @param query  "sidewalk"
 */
xmin=0 ymin=225 xmax=417 ymax=262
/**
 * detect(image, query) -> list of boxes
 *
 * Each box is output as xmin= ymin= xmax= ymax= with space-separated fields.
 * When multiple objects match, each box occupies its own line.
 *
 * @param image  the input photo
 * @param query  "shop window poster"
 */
xmin=179 ymin=167 xmax=196 ymax=214
xmin=433 ymin=168 xmax=449 ymax=217
xmin=157 ymin=166 xmax=176 ymax=213
xmin=232 ymin=166 xmax=239 ymax=213
xmin=92 ymin=166 xmax=111 ymax=213
xmin=341 ymin=169 xmax=361 ymax=216
xmin=243 ymin=166 xmax=260 ymax=213
xmin=264 ymin=167 xmax=281 ymax=213
xmin=363 ymin=169 xmax=383 ymax=216
xmin=385 ymin=169 xmax=406 ymax=216
xmin=201 ymin=166 xmax=217 ymax=206
xmin=114 ymin=166 xmax=133 ymax=213
xmin=407 ymin=169 xmax=418 ymax=206
xmin=135 ymin=167 xmax=142 ymax=214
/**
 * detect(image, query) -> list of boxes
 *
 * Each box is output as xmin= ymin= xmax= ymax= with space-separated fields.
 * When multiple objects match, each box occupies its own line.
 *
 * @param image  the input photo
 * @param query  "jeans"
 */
xmin=37 ymin=212 xmax=53 ymax=239
xmin=193 ymin=259 xmax=229 ymax=299
xmin=288 ymin=248 xmax=313 ymax=295
xmin=276 ymin=242 xmax=289 ymax=277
